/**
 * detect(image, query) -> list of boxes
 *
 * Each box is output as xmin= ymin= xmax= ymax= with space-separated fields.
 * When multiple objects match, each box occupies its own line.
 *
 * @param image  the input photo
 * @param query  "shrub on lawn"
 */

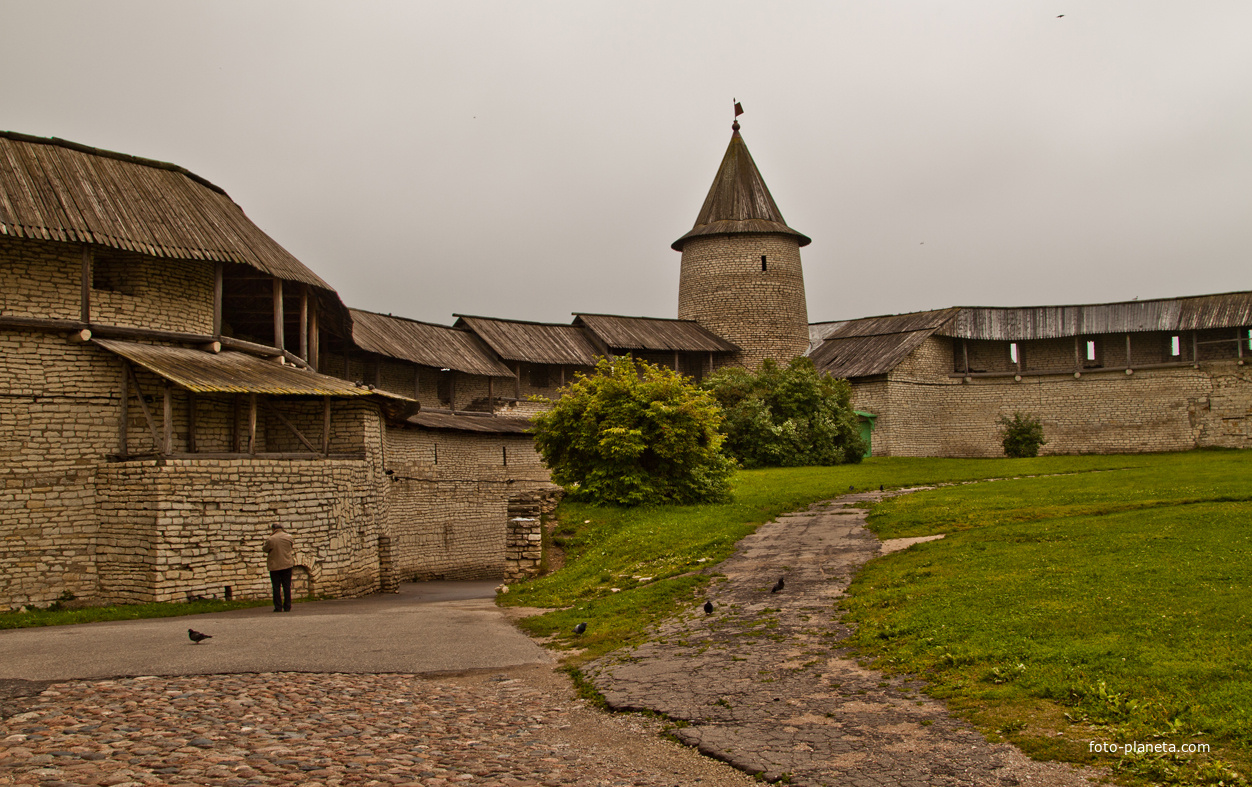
xmin=530 ymin=356 xmax=734 ymax=506
xmin=998 ymin=412 xmax=1046 ymax=458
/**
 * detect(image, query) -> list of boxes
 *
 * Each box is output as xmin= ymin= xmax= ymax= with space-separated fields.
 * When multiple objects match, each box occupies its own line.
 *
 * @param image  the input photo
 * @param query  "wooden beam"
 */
xmin=1125 ymin=333 xmax=1132 ymax=368
xmin=413 ymin=366 xmax=420 ymax=400
xmin=299 ymin=285 xmax=308 ymax=361
xmin=308 ymin=299 xmax=319 ymax=371
xmin=80 ymin=246 xmax=91 ymax=323
xmin=187 ymin=393 xmax=197 ymax=454
xmin=487 ymin=376 xmax=493 ymax=414
xmin=213 ymin=261 xmax=223 ymax=336
xmin=1239 ymin=329 xmax=1245 ymax=360
xmin=1074 ymin=336 xmax=1081 ymax=371
xmin=248 ymin=393 xmax=258 ymax=454
xmin=450 ymin=373 xmax=457 ymax=412
xmin=963 ymin=340 xmax=970 ymax=374
xmin=1192 ymin=331 xmax=1198 ymax=363
xmin=262 ymin=399 xmax=320 ymax=454
xmin=162 ymin=382 xmax=173 ymax=455
xmin=118 ymin=360 xmax=128 ymax=458
xmin=514 ymin=362 xmax=521 ymax=399
xmin=322 ymin=397 xmax=331 ymax=456
xmin=125 ymin=363 xmax=162 ymax=452
xmin=232 ymin=395 xmax=241 ymax=452
xmin=272 ymin=278 xmax=284 ymax=351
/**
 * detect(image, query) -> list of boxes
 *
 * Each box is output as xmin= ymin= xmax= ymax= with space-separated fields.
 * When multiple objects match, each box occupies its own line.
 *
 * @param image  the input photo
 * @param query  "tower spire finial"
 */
xmin=732 ymin=98 xmax=743 ymax=132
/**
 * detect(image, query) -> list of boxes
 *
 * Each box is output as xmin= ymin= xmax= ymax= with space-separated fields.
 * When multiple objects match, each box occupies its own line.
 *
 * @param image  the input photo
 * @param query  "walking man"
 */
xmin=264 ymin=524 xmax=295 ymax=612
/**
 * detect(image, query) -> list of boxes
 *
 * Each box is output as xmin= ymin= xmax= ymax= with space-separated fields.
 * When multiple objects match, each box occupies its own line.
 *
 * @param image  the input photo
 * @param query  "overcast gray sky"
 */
xmin=4 ymin=1 xmax=1249 ymax=325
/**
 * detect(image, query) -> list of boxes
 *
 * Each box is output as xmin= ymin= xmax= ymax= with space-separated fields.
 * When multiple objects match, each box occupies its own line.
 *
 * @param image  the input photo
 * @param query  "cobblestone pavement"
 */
xmin=0 ymin=665 xmax=755 ymax=787
xmin=585 ymin=491 xmax=1102 ymax=787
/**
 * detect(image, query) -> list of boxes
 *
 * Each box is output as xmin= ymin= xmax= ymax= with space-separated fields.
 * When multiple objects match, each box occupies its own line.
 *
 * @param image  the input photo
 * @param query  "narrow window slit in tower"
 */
xmin=761 ymin=255 xmax=767 ymax=271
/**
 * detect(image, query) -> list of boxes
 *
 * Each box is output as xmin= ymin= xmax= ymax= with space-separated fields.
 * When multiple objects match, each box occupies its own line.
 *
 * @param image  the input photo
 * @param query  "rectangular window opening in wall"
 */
xmin=527 ymin=364 xmax=549 ymax=389
xmin=437 ymin=372 xmax=453 ymax=406
xmin=1086 ymin=341 xmax=1096 ymax=361
xmin=1171 ymin=335 xmax=1181 ymax=357
xmin=91 ymin=250 xmax=139 ymax=296
xmin=761 ymin=255 xmax=767 ymax=272
xmin=1009 ymin=342 xmax=1019 ymax=364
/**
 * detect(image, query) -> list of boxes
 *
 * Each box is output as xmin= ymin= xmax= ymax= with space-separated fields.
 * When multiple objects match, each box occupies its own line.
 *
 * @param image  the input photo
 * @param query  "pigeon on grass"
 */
xmin=188 ymin=629 xmax=212 ymax=644
xmin=573 ymin=622 xmax=587 ymax=635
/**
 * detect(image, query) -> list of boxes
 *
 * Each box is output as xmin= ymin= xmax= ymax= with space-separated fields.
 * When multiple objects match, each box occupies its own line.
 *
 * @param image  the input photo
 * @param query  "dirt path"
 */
xmin=584 ymin=490 xmax=1103 ymax=787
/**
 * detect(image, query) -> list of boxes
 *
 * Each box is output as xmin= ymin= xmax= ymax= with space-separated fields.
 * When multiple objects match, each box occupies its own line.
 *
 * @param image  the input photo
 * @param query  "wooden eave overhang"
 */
xmin=406 ymin=409 xmax=533 ymax=434
xmin=572 ymin=313 xmax=740 ymax=353
xmin=348 ymin=309 xmax=515 ymax=377
xmin=0 ymin=131 xmax=332 ymax=290
xmin=454 ymin=314 xmax=600 ymax=367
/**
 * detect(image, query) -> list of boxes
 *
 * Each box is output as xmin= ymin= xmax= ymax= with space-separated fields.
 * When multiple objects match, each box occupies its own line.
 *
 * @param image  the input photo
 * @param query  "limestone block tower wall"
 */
xmin=674 ymin=121 xmax=812 ymax=371
xmin=678 ymin=233 xmax=809 ymax=369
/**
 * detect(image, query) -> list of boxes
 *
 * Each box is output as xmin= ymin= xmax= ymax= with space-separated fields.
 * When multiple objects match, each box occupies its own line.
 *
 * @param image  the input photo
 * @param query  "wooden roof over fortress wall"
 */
xmin=573 ymin=313 xmax=739 ymax=353
xmin=349 ymin=309 xmax=515 ymax=377
xmin=0 ymin=131 xmax=332 ymax=290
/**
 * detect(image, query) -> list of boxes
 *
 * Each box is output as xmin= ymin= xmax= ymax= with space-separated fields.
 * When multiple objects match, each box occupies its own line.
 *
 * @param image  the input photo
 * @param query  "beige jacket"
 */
xmin=264 ymin=529 xmax=295 ymax=572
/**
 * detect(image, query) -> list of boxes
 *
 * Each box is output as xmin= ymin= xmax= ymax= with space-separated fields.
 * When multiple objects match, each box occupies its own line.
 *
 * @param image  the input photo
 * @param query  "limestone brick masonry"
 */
xmin=853 ymin=336 xmax=1252 ymax=457
xmin=678 ymin=234 xmax=809 ymax=370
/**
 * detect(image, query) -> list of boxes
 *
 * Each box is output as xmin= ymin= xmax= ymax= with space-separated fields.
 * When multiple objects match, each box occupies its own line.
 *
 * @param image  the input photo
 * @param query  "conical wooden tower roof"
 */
xmin=672 ymin=122 xmax=811 ymax=251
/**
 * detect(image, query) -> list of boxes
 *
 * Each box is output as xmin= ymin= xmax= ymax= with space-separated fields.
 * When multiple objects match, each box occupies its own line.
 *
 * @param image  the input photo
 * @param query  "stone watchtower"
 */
xmin=673 ymin=119 xmax=812 ymax=370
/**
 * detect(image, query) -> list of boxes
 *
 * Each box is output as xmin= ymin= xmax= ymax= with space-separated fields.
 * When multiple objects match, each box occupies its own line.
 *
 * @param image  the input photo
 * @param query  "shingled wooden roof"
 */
xmin=672 ymin=125 xmax=810 ymax=251
xmin=0 ymin=131 xmax=332 ymax=289
xmin=455 ymin=315 xmax=600 ymax=366
xmin=349 ymin=309 xmax=515 ymax=377
xmin=572 ymin=313 xmax=739 ymax=353
xmin=807 ymin=309 xmax=958 ymax=379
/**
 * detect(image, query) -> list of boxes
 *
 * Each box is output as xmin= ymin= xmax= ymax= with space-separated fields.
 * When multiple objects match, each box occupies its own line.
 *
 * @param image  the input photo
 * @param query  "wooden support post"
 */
xmin=232 ymin=395 xmax=241 ymax=452
xmin=213 ymin=261 xmax=223 ymax=336
xmin=450 ymin=373 xmax=457 ymax=412
xmin=118 ymin=360 xmax=128 ymax=457
xmin=560 ymin=365 xmax=565 ymax=387
xmin=1074 ymin=336 xmax=1081 ymax=371
xmin=413 ymin=367 xmax=421 ymax=400
xmin=1015 ymin=343 xmax=1022 ymax=375
xmin=373 ymin=356 xmax=382 ymax=388
xmin=1239 ymin=329 xmax=1245 ymax=360
xmin=299 ymin=285 xmax=308 ymax=361
xmin=708 ymin=351 xmax=714 ymax=377
xmin=674 ymin=351 xmax=680 ymax=372
xmin=162 ymin=382 xmax=173 ymax=455
xmin=1192 ymin=331 xmax=1199 ymax=363
xmin=514 ymin=363 xmax=521 ymax=399
xmin=487 ymin=376 xmax=494 ymax=414
xmin=272 ymin=277 xmax=284 ymax=351
xmin=126 ymin=364 xmax=161 ymax=452
xmin=80 ymin=247 xmax=92 ymax=323
xmin=307 ymin=299 xmax=319 ymax=371
xmin=963 ymin=340 xmax=970 ymax=374
xmin=1126 ymin=333 xmax=1132 ymax=368
xmin=322 ymin=397 xmax=331 ymax=456
xmin=248 ymin=393 xmax=258 ymax=454
xmin=187 ymin=393 xmax=197 ymax=454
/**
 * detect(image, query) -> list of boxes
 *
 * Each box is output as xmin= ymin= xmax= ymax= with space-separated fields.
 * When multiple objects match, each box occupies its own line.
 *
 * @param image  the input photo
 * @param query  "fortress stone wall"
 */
xmin=853 ymin=335 xmax=1252 ymax=458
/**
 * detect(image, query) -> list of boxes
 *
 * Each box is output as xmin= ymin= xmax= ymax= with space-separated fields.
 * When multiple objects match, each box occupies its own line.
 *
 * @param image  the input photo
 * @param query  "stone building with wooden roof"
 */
xmin=0 ymin=131 xmax=555 ymax=609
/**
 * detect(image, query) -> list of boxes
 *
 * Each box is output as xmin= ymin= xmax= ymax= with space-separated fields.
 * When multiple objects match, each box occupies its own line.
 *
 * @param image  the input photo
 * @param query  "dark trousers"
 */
xmin=270 ymin=568 xmax=293 ymax=611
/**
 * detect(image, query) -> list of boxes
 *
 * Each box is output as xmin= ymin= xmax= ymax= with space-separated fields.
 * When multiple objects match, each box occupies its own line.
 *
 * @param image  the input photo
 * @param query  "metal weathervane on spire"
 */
xmin=733 ymin=99 xmax=743 ymax=131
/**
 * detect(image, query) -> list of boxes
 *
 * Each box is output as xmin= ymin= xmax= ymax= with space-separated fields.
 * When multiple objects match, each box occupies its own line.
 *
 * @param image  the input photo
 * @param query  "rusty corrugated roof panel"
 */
xmin=672 ymin=126 xmax=810 ymax=251
xmin=407 ymin=410 xmax=534 ymax=434
xmin=572 ymin=313 xmax=739 ymax=353
xmin=808 ymin=331 xmax=936 ymax=379
xmin=94 ymin=339 xmax=374 ymax=396
xmin=942 ymin=291 xmax=1252 ymax=340
xmin=0 ymin=131 xmax=332 ymax=290
xmin=455 ymin=315 xmax=600 ymax=366
xmin=349 ymin=309 xmax=515 ymax=377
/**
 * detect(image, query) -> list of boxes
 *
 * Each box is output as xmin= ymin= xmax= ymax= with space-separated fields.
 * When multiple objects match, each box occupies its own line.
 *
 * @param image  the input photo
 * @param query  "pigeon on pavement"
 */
xmin=188 ymin=629 xmax=211 ymax=644
xmin=703 ymin=600 xmax=714 ymax=614
xmin=771 ymin=577 xmax=785 ymax=593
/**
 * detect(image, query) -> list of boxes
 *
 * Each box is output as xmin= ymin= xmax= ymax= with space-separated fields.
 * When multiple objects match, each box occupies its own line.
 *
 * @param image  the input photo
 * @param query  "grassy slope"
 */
xmin=499 ymin=453 xmax=1155 ymax=664
xmin=844 ymin=450 xmax=1252 ymax=785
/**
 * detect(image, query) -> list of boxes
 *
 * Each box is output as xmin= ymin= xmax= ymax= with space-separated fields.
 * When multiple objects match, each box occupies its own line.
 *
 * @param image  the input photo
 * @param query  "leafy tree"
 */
xmin=703 ymin=357 xmax=866 ymax=469
xmin=530 ymin=356 xmax=735 ymax=506
xmin=998 ymin=412 xmax=1047 ymax=458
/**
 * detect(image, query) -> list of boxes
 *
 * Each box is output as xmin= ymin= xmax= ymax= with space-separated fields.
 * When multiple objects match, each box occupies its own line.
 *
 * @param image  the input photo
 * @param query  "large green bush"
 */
xmin=529 ymin=356 xmax=735 ymax=506
xmin=703 ymin=357 xmax=865 ymax=468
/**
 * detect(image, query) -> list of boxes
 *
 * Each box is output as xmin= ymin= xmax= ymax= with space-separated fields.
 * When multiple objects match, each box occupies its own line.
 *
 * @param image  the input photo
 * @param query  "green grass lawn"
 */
xmin=498 ymin=452 xmax=1157 ymax=664
xmin=843 ymin=449 xmax=1252 ymax=786
xmin=0 ymin=597 xmax=272 ymax=629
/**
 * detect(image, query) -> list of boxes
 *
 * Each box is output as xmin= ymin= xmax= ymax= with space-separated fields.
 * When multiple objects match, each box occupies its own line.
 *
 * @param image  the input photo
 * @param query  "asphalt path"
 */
xmin=0 ymin=581 xmax=552 ymax=681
